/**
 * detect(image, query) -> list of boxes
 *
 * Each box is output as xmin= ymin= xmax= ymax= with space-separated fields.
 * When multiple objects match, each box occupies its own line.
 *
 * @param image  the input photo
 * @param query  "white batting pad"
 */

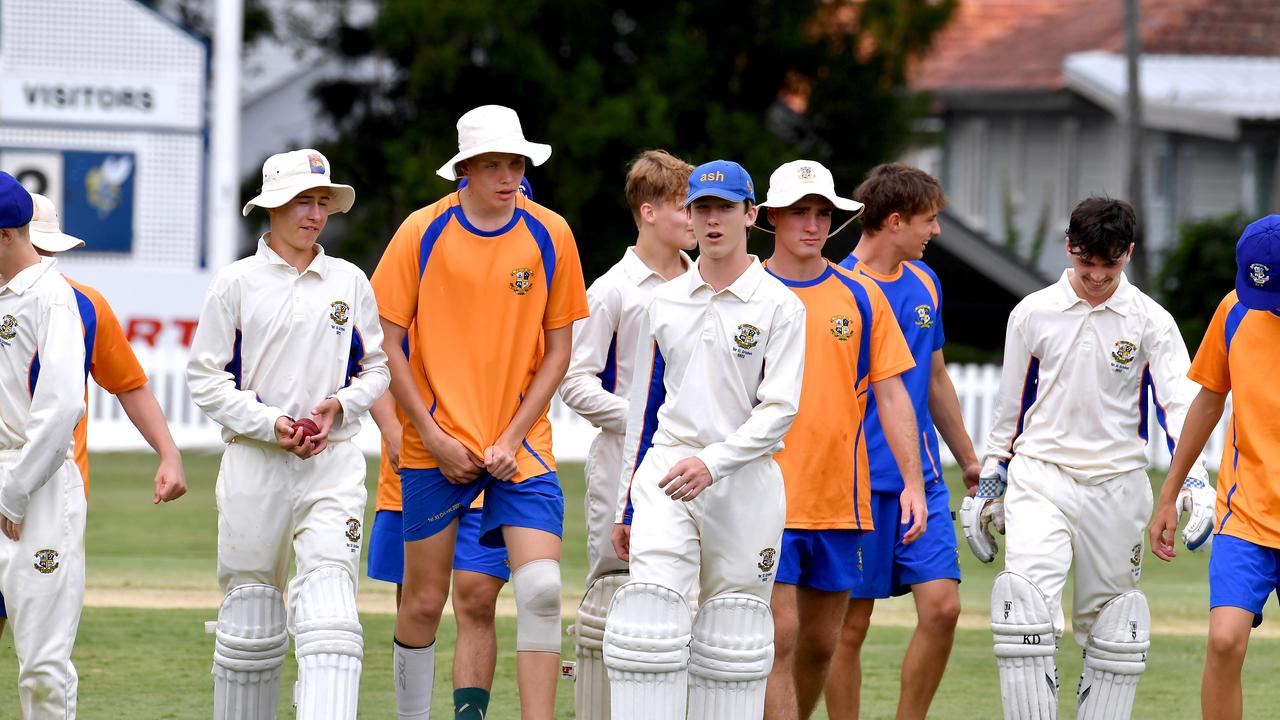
xmin=991 ymin=571 xmax=1059 ymax=720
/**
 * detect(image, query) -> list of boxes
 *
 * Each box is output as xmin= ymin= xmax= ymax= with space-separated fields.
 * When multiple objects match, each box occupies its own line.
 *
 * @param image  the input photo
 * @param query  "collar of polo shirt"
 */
xmin=1 ymin=256 xmax=56 ymax=296
xmin=256 ymin=236 xmax=331 ymax=278
xmin=1055 ymin=268 xmax=1136 ymax=315
xmin=618 ymin=247 xmax=694 ymax=285
xmin=686 ymin=256 xmax=767 ymax=302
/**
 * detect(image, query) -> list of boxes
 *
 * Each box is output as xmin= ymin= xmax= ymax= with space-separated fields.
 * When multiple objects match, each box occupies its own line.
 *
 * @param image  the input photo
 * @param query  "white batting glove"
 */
xmin=960 ymin=460 xmax=1007 ymax=563
xmin=1177 ymin=477 xmax=1216 ymax=552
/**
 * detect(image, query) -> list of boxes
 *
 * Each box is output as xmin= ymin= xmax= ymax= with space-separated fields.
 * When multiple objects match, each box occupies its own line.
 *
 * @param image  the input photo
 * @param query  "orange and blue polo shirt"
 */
xmin=371 ymin=192 xmax=589 ymax=481
xmin=67 ymin=278 xmax=148 ymax=494
xmin=765 ymin=262 xmax=915 ymax=530
xmin=1189 ymin=290 xmax=1280 ymax=549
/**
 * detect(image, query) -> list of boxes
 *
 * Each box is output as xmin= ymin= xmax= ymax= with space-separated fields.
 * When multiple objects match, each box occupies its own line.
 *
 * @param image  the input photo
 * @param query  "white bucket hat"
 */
xmin=756 ymin=160 xmax=863 ymax=237
xmin=242 ymin=149 xmax=355 ymax=216
xmin=28 ymin=193 xmax=85 ymax=253
xmin=436 ymin=105 xmax=552 ymax=180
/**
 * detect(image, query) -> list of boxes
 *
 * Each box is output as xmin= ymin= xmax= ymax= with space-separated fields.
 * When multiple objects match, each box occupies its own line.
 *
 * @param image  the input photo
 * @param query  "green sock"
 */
xmin=454 ymin=687 xmax=490 ymax=719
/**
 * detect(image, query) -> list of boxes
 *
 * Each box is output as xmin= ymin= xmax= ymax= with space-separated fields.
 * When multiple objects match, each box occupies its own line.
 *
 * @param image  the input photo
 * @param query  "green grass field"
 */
xmin=1 ymin=452 xmax=1275 ymax=718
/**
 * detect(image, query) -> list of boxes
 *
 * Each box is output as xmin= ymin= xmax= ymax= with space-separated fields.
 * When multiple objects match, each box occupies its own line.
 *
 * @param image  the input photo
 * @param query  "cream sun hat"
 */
xmin=436 ymin=105 xmax=552 ymax=181
xmin=242 ymin=149 xmax=355 ymax=216
xmin=756 ymin=160 xmax=863 ymax=236
xmin=28 ymin=193 xmax=85 ymax=252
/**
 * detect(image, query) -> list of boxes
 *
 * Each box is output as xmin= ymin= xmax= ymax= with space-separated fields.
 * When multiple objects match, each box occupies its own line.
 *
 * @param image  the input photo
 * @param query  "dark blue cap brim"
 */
xmin=1236 ymin=266 xmax=1280 ymax=311
xmin=683 ymin=188 xmax=752 ymax=207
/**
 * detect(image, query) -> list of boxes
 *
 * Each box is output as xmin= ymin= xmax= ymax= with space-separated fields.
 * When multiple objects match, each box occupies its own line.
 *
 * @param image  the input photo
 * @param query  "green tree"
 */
xmin=311 ymin=0 xmax=956 ymax=275
xmin=1153 ymin=211 xmax=1248 ymax=352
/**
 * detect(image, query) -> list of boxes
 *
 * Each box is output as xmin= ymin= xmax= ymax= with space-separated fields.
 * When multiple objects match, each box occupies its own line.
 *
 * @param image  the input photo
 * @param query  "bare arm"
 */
xmin=369 ymin=391 xmax=402 ymax=470
xmin=116 ymin=385 xmax=186 ymax=503
xmin=484 ymin=325 xmax=573 ymax=479
xmin=927 ymin=350 xmax=981 ymax=493
xmin=871 ymin=374 xmax=927 ymax=543
xmin=1150 ymin=387 xmax=1226 ymax=560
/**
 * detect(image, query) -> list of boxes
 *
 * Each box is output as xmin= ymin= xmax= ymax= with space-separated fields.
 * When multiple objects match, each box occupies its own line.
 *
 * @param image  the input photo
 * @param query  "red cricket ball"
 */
xmin=294 ymin=418 xmax=321 ymax=439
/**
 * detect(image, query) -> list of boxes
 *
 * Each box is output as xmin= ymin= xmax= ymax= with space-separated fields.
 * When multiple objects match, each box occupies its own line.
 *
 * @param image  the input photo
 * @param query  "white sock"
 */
xmin=394 ymin=639 xmax=435 ymax=720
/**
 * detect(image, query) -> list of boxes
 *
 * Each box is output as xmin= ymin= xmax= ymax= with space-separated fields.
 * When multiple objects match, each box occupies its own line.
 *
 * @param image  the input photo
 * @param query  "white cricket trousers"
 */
xmin=216 ymin=439 xmax=367 ymax=593
xmin=0 ymin=450 xmax=86 ymax=719
xmin=628 ymin=444 xmax=786 ymax=603
xmin=1004 ymin=454 xmax=1152 ymax=644
xmin=585 ymin=430 xmax=628 ymax=584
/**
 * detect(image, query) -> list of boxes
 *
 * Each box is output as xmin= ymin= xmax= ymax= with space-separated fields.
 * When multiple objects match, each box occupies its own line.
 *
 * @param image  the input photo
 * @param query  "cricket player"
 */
xmin=367 ymin=176 xmax=533 ymax=720
xmin=604 ymin=160 xmax=806 ymax=720
xmin=964 ymin=197 xmax=1212 ymax=719
xmin=0 ymin=171 xmax=88 ymax=717
xmin=1148 ymin=215 xmax=1280 ymax=720
xmin=825 ymin=163 xmax=979 ymax=720
xmin=558 ymin=148 xmax=694 ymax=720
xmin=0 ymin=192 xmax=188 ymax=638
xmin=188 ymin=149 xmax=389 ymax=719
xmin=755 ymin=160 xmax=925 ymax=720
xmin=372 ymin=105 xmax=588 ymax=720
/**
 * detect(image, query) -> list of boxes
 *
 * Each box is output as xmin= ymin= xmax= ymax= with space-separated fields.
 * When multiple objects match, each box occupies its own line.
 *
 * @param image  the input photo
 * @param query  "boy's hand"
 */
xmin=659 ymin=457 xmax=713 ymax=501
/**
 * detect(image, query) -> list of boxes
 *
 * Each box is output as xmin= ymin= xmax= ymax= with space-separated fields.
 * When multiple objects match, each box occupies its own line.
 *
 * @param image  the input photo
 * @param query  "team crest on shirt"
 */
xmin=345 ymin=518 xmax=362 ymax=550
xmin=509 ymin=268 xmax=534 ymax=295
xmin=329 ymin=300 xmax=350 ymax=325
xmin=830 ymin=315 xmax=852 ymax=341
xmin=1110 ymin=340 xmax=1137 ymax=372
xmin=0 ymin=314 xmax=17 ymax=343
xmin=913 ymin=304 xmax=933 ymax=329
xmin=1250 ymin=263 xmax=1271 ymax=287
xmin=733 ymin=323 xmax=761 ymax=358
xmin=33 ymin=549 xmax=59 ymax=574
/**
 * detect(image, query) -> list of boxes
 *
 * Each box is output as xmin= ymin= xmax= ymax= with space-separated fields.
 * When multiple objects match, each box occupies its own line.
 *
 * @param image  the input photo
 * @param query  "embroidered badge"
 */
xmin=913 ymin=304 xmax=933 ymax=329
xmin=830 ymin=315 xmax=852 ymax=341
xmin=1110 ymin=340 xmax=1137 ymax=372
xmin=1250 ymin=263 xmax=1271 ymax=287
xmin=0 ymin=315 xmax=17 ymax=341
xmin=509 ymin=268 xmax=534 ymax=295
xmin=34 ymin=549 xmax=60 ymax=574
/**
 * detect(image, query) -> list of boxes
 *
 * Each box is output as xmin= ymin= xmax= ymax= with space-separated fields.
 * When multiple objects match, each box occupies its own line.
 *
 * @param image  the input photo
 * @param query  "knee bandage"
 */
xmin=1076 ymin=590 xmax=1149 ymax=720
xmin=513 ymin=559 xmax=562 ymax=653
xmin=991 ymin=572 xmax=1059 ymax=720
xmin=603 ymin=582 xmax=692 ymax=720
xmin=576 ymin=572 xmax=629 ymax=720
xmin=213 ymin=584 xmax=290 ymax=720
xmin=289 ymin=565 xmax=363 ymax=720
xmin=687 ymin=593 xmax=774 ymax=720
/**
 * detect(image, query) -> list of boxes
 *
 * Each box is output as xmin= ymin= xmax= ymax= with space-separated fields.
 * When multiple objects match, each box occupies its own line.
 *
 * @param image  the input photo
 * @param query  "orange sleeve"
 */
xmin=863 ymin=277 xmax=916 ymax=383
xmin=1187 ymin=293 xmax=1234 ymax=394
xmin=543 ymin=221 xmax=589 ymax=331
xmin=88 ymin=291 xmax=147 ymax=394
xmin=371 ymin=211 xmax=426 ymax=329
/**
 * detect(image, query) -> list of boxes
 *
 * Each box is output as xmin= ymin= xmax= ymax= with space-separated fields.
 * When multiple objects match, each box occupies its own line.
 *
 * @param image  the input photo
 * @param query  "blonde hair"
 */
xmin=625 ymin=150 xmax=694 ymax=226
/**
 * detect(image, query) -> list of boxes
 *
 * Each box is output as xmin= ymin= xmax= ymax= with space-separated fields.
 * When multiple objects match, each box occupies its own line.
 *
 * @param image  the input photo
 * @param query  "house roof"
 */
xmin=911 ymin=0 xmax=1280 ymax=93
xmin=1064 ymin=51 xmax=1280 ymax=139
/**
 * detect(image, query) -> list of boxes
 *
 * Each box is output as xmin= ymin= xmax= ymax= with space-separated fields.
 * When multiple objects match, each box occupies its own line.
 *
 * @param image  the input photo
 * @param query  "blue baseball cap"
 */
xmin=684 ymin=160 xmax=755 ymax=207
xmin=457 ymin=175 xmax=533 ymax=200
xmin=1236 ymin=215 xmax=1280 ymax=311
xmin=0 ymin=172 xmax=33 ymax=229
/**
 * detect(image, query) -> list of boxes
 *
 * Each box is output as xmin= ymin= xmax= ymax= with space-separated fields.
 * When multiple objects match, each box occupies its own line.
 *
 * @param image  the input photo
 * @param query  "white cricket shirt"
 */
xmin=983 ymin=270 xmax=1208 ymax=484
xmin=188 ymin=238 xmax=390 ymax=444
xmin=560 ymin=247 xmax=692 ymax=434
xmin=616 ymin=257 xmax=806 ymax=521
xmin=0 ymin=257 xmax=86 ymax=522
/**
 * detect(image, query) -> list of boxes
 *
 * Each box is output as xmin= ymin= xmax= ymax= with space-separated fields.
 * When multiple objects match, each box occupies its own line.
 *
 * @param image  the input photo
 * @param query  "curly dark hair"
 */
xmin=1066 ymin=197 xmax=1136 ymax=262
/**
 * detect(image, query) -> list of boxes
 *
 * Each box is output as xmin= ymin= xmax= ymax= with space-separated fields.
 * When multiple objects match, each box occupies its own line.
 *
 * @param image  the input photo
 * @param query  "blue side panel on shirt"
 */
xmin=71 ymin=287 xmax=97 ymax=379
xmin=848 ymin=257 xmax=945 ymax=491
xmin=344 ymin=325 xmax=366 ymax=388
xmin=623 ymin=343 xmax=666 ymax=523
xmin=1139 ymin=364 xmax=1176 ymax=454
xmin=27 ymin=352 xmax=40 ymax=398
xmin=518 ymin=210 xmax=557 ymax=293
xmin=225 ymin=330 xmax=243 ymax=390
xmin=418 ymin=209 xmax=456 ymax=282
xmin=1224 ymin=301 xmax=1248 ymax=353
xmin=598 ymin=333 xmax=618 ymax=394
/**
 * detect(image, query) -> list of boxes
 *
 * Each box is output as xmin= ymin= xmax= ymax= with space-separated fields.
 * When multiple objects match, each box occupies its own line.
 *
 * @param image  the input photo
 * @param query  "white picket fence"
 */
xmin=89 ymin=353 xmax=1232 ymax=472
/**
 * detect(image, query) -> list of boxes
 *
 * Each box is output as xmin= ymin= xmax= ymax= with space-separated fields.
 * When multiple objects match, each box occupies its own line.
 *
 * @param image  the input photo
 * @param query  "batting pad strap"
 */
xmin=514 ymin=559 xmax=563 ymax=652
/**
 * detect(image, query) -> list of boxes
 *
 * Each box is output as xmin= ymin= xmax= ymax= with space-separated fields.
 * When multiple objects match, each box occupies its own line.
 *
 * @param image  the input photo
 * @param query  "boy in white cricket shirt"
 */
xmin=559 ymin=149 xmax=695 ymax=720
xmin=962 ymin=197 xmax=1214 ymax=720
xmin=188 ymin=150 xmax=389 ymax=719
xmin=604 ymin=160 xmax=806 ymax=720
xmin=0 ymin=171 xmax=87 ymax=717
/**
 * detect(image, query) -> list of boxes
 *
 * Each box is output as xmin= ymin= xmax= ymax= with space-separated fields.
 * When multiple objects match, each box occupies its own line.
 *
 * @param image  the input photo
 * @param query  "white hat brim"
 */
xmin=241 ymin=176 xmax=356 ymax=216
xmin=758 ymin=189 xmax=863 ymax=214
xmin=436 ymin=139 xmax=553 ymax=180
xmin=30 ymin=229 xmax=85 ymax=253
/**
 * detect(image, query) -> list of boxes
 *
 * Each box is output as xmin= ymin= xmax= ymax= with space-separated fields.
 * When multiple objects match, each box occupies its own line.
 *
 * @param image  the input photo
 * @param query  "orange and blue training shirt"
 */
xmin=371 ymin=191 xmax=589 ymax=481
xmin=1188 ymin=290 xmax=1280 ymax=548
xmin=766 ymin=262 xmax=915 ymax=531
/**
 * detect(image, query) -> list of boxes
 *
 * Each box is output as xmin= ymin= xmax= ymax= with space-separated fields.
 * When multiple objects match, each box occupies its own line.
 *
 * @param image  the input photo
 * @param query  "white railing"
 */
xmin=89 ymin=355 xmax=1231 ymax=472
